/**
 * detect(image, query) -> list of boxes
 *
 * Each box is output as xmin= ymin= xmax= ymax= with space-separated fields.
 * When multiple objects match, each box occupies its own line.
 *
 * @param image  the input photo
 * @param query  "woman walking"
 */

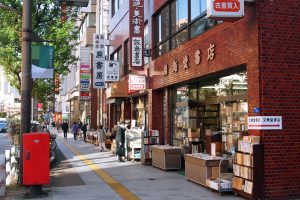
xmin=97 ymin=125 xmax=107 ymax=152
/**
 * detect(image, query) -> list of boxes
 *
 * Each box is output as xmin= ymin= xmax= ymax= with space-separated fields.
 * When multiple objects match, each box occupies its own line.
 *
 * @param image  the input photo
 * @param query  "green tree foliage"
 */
xmin=0 ymin=0 xmax=79 ymax=104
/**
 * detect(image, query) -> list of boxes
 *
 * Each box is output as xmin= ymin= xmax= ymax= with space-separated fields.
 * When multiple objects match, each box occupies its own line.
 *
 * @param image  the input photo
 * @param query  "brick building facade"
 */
xmin=108 ymin=0 xmax=300 ymax=199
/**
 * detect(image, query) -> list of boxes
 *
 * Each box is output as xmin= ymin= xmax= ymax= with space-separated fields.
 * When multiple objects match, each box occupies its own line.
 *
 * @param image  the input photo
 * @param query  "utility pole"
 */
xmin=20 ymin=0 xmax=32 ymax=185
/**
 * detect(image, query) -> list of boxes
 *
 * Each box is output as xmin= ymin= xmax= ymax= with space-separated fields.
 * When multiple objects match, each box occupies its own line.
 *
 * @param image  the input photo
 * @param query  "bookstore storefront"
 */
xmin=172 ymin=70 xmax=248 ymax=155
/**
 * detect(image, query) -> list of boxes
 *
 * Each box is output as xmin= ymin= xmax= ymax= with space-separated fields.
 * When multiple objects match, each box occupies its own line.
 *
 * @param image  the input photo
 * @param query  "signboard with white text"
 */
xmin=248 ymin=116 xmax=282 ymax=130
xmin=207 ymin=0 xmax=244 ymax=19
xmin=129 ymin=0 xmax=144 ymax=69
xmin=79 ymin=46 xmax=91 ymax=101
xmin=129 ymin=74 xmax=146 ymax=90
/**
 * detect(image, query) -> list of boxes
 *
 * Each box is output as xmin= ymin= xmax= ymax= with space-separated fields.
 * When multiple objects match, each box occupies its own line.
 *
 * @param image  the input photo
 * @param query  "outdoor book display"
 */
xmin=185 ymin=153 xmax=229 ymax=187
xmin=232 ymin=136 xmax=263 ymax=199
xmin=152 ymin=145 xmax=181 ymax=170
xmin=141 ymin=129 xmax=159 ymax=165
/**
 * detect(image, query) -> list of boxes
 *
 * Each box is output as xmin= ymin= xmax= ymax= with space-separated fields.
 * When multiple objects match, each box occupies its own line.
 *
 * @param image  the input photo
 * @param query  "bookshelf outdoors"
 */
xmin=141 ymin=129 xmax=159 ymax=165
xmin=232 ymin=136 xmax=263 ymax=199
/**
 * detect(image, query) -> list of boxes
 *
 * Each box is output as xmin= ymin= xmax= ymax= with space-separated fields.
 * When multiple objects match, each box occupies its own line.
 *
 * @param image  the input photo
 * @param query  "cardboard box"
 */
xmin=152 ymin=146 xmax=181 ymax=170
xmin=188 ymin=128 xmax=200 ymax=138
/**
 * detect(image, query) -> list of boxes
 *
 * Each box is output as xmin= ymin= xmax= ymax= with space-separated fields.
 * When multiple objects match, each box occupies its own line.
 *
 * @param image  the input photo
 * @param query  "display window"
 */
xmin=172 ymin=71 xmax=248 ymax=155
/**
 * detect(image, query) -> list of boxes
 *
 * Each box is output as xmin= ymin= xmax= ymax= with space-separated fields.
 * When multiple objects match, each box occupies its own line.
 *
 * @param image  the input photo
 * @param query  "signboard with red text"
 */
xmin=129 ymin=74 xmax=146 ymax=90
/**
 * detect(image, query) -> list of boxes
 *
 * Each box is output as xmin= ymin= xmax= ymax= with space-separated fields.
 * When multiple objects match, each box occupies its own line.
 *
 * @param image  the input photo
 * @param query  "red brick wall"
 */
xmin=90 ymin=56 xmax=98 ymax=130
xmin=256 ymin=1 xmax=300 ymax=199
xmin=148 ymin=89 xmax=164 ymax=144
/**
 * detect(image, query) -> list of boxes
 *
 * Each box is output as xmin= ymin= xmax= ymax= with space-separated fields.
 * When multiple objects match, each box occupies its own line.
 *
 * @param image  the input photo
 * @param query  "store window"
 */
xmin=172 ymin=72 xmax=248 ymax=155
xmin=154 ymin=0 xmax=220 ymax=57
xmin=112 ymin=0 xmax=123 ymax=17
xmin=144 ymin=22 xmax=150 ymax=64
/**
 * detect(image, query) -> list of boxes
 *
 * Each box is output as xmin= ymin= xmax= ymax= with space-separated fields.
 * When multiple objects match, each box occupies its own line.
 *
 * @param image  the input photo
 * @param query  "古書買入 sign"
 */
xmin=248 ymin=116 xmax=282 ymax=130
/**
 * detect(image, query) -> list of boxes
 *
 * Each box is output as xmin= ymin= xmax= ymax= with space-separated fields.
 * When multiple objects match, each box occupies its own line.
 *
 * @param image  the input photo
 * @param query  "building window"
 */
xmin=154 ymin=0 xmax=219 ymax=57
xmin=112 ymin=47 xmax=123 ymax=76
xmin=144 ymin=22 xmax=150 ymax=64
xmin=124 ymin=40 xmax=130 ymax=75
xmin=112 ymin=0 xmax=123 ymax=17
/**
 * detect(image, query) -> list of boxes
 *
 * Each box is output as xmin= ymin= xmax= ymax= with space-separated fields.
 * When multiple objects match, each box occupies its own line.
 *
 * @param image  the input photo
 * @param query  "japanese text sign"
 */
xmin=105 ymin=60 xmax=120 ymax=82
xmin=248 ymin=116 xmax=282 ymax=130
xmin=129 ymin=74 xmax=146 ymax=90
xmin=93 ymin=33 xmax=106 ymax=89
xmin=129 ymin=0 xmax=144 ymax=68
xmin=207 ymin=0 xmax=244 ymax=19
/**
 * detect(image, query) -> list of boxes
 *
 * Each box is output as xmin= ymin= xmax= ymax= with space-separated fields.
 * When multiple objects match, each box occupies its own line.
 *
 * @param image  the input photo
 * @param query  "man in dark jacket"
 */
xmin=82 ymin=123 xmax=88 ymax=142
xmin=61 ymin=121 xmax=69 ymax=139
xmin=115 ymin=124 xmax=126 ymax=162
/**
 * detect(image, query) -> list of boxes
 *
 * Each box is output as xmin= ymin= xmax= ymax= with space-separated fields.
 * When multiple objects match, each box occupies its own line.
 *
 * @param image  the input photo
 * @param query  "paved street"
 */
xmin=3 ymin=131 xmax=242 ymax=200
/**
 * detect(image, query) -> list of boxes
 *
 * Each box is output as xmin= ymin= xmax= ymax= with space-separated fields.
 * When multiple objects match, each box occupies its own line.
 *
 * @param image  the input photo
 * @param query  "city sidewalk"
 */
xmin=4 ymin=130 xmax=242 ymax=200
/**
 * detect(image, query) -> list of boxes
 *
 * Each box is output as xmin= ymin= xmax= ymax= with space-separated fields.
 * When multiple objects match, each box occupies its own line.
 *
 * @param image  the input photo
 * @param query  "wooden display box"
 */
xmin=152 ymin=146 xmax=181 ymax=170
xmin=185 ymin=154 xmax=228 ymax=186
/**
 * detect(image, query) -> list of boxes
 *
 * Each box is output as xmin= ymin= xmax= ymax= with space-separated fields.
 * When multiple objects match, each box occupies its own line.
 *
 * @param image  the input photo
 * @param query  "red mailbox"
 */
xmin=23 ymin=133 xmax=50 ymax=185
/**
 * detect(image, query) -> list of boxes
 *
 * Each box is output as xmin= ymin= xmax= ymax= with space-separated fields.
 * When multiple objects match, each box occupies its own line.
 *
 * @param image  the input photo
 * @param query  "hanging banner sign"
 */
xmin=80 ymin=47 xmax=91 ymax=101
xmin=105 ymin=60 xmax=119 ymax=82
xmin=129 ymin=0 xmax=144 ymax=69
xmin=248 ymin=116 xmax=282 ymax=130
xmin=207 ymin=0 xmax=244 ymax=19
xmin=129 ymin=74 xmax=146 ymax=90
xmin=31 ymin=45 xmax=54 ymax=79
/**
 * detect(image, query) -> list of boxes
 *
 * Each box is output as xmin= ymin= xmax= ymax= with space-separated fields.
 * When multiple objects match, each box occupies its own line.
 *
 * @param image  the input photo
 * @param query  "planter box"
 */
xmin=152 ymin=145 xmax=181 ymax=170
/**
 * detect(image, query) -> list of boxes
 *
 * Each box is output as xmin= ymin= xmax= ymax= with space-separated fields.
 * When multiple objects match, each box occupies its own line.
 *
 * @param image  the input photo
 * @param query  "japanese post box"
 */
xmin=23 ymin=133 xmax=50 ymax=185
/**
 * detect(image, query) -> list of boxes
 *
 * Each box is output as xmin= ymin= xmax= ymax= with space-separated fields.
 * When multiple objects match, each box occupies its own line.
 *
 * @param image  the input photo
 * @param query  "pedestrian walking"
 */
xmin=61 ymin=121 xmax=69 ymax=139
xmin=77 ymin=119 xmax=83 ymax=137
xmin=72 ymin=122 xmax=78 ymax=140
xmin=115 ymin=122 xmax=126 ymax=161
xmin=97 ymin=125 xmax=107 ymax=152
xmin=82 ymin=123 xmax=88 ymax=142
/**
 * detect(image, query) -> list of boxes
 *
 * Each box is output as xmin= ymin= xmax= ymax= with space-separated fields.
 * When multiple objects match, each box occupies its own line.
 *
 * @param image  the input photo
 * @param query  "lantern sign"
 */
xmin=129 ymin=0 xmax=144 ymax=69
xmin=207 ymin=0 xmax=244 ymax=20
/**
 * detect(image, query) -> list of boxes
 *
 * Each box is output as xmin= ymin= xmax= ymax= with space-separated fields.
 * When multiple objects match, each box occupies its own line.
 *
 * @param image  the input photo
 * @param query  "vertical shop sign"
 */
xmin=93 ymin=33 xmax=106 ymax=89
xmin=129 ymin=0 xmax=144 ymax=69
xmin=207 ymin=0 xmax=244 ymax=19
xmin=105 ymin=60 xmax=119 ymax=82
xmin=80 ymin=47 xmax=91 ymax=101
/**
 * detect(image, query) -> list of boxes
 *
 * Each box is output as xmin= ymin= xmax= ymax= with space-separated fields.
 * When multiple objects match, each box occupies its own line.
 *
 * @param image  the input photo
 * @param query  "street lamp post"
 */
xmin=20 ymin=0 xmax=32 ymax=187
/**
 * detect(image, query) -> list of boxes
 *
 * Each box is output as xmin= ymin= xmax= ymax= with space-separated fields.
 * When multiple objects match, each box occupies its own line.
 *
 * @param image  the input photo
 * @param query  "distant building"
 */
xmin=0 ymin=66 xmax=21 ymax=117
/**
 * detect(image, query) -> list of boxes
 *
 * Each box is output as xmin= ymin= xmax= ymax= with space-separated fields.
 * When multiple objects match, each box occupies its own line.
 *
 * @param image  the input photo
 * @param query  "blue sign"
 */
xmin=253 ymin=107 xmax=261 ymax=113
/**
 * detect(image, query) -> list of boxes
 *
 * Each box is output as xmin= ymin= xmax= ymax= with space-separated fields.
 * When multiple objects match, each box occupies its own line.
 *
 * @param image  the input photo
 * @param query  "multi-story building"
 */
xmin=0 ymin=66 xmax=21 ymax=117
xmin=104 ymin=0 xmax=300 ymax=199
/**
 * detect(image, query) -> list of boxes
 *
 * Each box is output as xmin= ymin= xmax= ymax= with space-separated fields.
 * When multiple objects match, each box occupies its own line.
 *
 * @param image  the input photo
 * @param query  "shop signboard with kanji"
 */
xmin=105 ymin=61 xmax=119 ymax=82
xmin=80 ymin=47 xmax=91 ymax=101
xmin=129 ymin=0 xmax=144 ymax=69
xmin=207 ymin=0 xmax=244 ymax=19
xmin=93 ymin=33 xmax=106 ymax=89
xmin=248 ymin=116 xmax=282 ymax=130
xmin=129 ymin=74 xmax=146 ymax=90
